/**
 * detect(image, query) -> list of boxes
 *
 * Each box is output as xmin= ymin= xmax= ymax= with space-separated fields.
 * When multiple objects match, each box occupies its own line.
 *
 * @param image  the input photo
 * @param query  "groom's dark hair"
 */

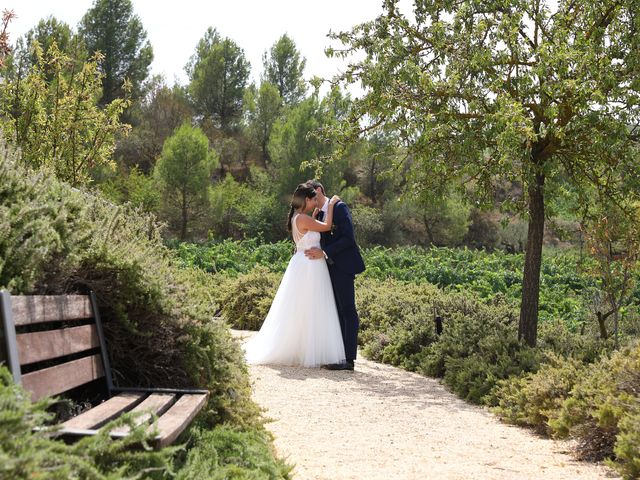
xmin=307 ymin=179 xmax=325 ymax=195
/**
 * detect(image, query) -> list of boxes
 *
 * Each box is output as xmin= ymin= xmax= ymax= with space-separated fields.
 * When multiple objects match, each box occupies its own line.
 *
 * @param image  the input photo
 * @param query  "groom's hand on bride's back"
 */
xmin=305 ymin=247 xmax=325 ymax=260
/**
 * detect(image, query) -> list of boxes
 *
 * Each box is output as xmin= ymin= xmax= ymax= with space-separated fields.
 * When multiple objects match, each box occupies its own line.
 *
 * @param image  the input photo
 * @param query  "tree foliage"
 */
xmin=12 ymin=16 xmax=87 ymax=79
xmin=269 ymin=87 xmax=354 ymax=199
xmin=582 ymin=200 xmax=640 ymax=346
xmin=0 ymin=41 xmax=130 ymax=186
xmin=262 ymin=34 xmax=307 ymax=105
xmin=154 ymin=123 xmax=218 ymax=240
xmin=243 ymin=81 xmax=282 ymax=165
xmin=187 ymin=28 xmax=250 ymax=131
xmin=116 ymin=78 xmax=194 ymax=172
xmin=0 ymin=9 xmax=15 ymax=68
xmin=327 ymin=0 xmax=640 ymax=346
xmin=79 ymin=0 xmax=153 ymax=105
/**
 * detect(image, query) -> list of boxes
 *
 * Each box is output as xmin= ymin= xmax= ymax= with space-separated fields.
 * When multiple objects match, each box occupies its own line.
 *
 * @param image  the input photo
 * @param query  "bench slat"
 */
xmin=154 ymin=393 xmax=209 ymax=447
xmin=61 ymin=392 xmax=145 ymax=430
xmin=22 ymin=354 xmax=104 ymax=401
xmin=111 ymin=393 xmax=176 ymax=436
xmin=12 ymin=295 xmax=93 ymax=326
xmin=17 ymin=325 xmax=100 ymax=365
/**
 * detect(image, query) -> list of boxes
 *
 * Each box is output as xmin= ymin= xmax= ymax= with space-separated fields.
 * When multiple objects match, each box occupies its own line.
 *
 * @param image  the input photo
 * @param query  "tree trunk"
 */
xmin=519 ymin=171 xmax=545 ymax=347
xmin=613 ymin=308 xmax=619 ymax=349
xmin=423 ymin=215 xmax=436 ymax=246
xmin=596 ymin=311 xmax=609 ymax=340
xmin=369 ymin=158 xmax=377 ymax=203
xmin=181 ymin=190 xmax=188 ymax=241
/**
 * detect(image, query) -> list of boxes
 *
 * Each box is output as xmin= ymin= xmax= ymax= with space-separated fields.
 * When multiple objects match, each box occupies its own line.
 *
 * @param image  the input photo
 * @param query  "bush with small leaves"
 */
xmin=490 ymin=354 xmax=587 ymax=434
xmin=0 ymin=365 xmax=175 ymax=479
xmin=216 ymin=267 xmax=282 ymax=330
xmin=175 ymin=426 xmax=292 ymax=479
xmin=0 ymin=143 xmax=90 ymax=293
xmin=550 ymin=342 xmax=640 ymax=470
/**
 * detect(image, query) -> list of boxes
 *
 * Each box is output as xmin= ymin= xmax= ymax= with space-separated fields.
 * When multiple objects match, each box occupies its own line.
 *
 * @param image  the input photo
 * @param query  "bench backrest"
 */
xmin=0 ymin=291 xmax=114 ymax=401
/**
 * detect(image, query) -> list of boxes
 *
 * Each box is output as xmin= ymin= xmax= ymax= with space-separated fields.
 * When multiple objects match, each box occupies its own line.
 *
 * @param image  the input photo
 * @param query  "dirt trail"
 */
xmin=234 ymin=330 xmax=617 ymax=480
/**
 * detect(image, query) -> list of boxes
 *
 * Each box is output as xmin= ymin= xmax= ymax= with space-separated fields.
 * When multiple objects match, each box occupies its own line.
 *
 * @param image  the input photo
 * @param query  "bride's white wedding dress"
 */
xmin=243 ymin=214 xmax=346 ymax=367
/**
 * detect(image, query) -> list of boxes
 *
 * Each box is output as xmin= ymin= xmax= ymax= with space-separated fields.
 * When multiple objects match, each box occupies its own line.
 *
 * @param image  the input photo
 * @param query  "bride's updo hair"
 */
xmin=287 ymin=183 xmax=317 ymax=231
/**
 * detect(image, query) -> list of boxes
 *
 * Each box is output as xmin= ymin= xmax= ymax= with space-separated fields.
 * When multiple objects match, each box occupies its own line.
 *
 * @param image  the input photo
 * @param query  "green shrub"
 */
xmin=0 ymin=143 xmax=90 ymax=293
xmin=417 ymin=296 xmax=519 ymax=377
xmin=217 ymin=267 xmax=282 ymax=330
xmin=441 ymin=337 xmax=539 ymax=404
xmin=550 ymin=342 xmax=640 ymax=469
xmin=175 ymin=426 xmax=292 ymax=479
xmin=491 ymin=354 xmax=586 ymax=434
xmin=356 ymin=279 xmax=441 ymax=368
xmin=614 ymin=410 xmax=640 ymax=480
xmin=356 ymin=277 xmax=540 ymax=404
xmin=537 ymin=319 xmax=612 ymax=363
xmin=0 ymin=366 xmax=175 ymax=479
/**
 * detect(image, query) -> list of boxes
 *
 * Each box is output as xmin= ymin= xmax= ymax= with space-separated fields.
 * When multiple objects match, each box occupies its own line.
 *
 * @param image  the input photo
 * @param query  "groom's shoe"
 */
xmin=324 ymin=360 xmax=354 ymax=371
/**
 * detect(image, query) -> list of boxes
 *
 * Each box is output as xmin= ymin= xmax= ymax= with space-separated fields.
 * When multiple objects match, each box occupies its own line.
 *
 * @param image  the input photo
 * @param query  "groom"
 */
xmin=304 ymin=180 xmax=365 ymax=371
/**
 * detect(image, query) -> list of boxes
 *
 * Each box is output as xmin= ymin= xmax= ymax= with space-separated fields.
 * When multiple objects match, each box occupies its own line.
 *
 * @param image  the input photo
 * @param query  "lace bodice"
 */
xmin=292 ymin=214 xmax=321 ymax=251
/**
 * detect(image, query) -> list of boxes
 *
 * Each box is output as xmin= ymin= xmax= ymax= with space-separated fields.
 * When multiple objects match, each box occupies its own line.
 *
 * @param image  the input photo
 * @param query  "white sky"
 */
xmin=5 ymin=0 xmax=411 ymax=92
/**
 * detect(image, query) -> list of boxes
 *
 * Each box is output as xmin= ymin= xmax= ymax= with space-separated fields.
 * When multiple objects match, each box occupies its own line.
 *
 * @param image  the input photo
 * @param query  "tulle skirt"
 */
xmin=243 ymin=251 xmax=346 ymax=367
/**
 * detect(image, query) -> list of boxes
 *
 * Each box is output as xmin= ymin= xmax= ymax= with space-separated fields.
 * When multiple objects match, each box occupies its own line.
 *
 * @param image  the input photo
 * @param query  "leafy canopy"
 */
xmin=79 ymin=0 xmax=153 ymax=105
xmin=326 ymin=0 xmax=640 ymax=346
xmin=262 ymin=34 xmax=307 ymax=105
xmin=0 ymin=41 xmax=130 ymax=186
xmin=154 ymin=122 xmax=218 ymax=239
xmin=187 ymin=27 xmax=250 ymax=131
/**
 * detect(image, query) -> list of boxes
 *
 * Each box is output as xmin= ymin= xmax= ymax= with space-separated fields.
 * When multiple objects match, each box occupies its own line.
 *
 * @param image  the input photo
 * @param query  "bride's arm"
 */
xmin=298 ymin=196 xmax=340 ymax=232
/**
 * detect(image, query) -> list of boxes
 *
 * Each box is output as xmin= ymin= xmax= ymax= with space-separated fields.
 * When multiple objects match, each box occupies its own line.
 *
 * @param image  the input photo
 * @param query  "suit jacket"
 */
xmin=319 ymin=201 xmax=365 ymax=275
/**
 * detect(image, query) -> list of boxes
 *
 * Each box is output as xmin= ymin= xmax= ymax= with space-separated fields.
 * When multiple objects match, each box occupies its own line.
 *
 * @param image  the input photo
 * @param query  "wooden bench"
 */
xmin=0 ymin=290 xmax=209 ymax=448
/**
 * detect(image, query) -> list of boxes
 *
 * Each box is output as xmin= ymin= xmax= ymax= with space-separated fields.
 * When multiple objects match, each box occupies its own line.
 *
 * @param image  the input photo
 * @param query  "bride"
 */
xmin=243 ymin=183 xmax=346 ymax=367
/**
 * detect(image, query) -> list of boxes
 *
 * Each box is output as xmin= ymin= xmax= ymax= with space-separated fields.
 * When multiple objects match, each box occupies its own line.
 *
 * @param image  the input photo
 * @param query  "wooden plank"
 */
xmin=52 ymin=427 xmax=128 ymax=440
xmin=22 ymin=354 xmax=104 ymax=401
xmin=12 ymin=295 xmax=93 ymax=326
xmin=153 ymin=393 xmax=209 ymax=447
xmin=110 ymin=393 xmax=176 ymax=436
xmin=61 ymin=392 xmax=145 ymax=430
xmin=17 ymin=325 xmax=100 ymax=365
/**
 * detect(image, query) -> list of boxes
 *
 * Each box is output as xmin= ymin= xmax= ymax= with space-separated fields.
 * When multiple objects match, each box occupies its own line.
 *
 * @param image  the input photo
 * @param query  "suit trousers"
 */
xmin=328 ymin=266 xmax=359 ymax=361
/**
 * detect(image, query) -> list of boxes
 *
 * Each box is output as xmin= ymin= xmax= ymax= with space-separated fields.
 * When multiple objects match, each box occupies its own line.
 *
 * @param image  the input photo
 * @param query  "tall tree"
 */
xmin=269 ymin=87 xmax=353 ymax=199
xmin=328 ymin=0 xmax=640 ymax=346
xmin=187 ymin=28 xmax=250 ymax=131
xmin=154 ymin=123 xmax=218 ymax=240
xmin=79 ymin=0 xmax=153 ymax=105
xmin=244 ymin=81 xmax=282 ymax=166
xmin=262 ymin=34 xmax=307 ymax=105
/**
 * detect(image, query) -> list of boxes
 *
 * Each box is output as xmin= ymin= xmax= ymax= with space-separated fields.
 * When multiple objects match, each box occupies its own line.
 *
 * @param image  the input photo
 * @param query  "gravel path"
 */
xmin=234 ymin=330 xmax=617 ymax=480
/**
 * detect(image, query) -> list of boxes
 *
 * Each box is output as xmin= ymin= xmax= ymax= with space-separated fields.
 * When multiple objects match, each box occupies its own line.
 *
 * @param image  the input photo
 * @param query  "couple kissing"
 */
xmin=243 ymin=179 xmax=365 ymax=371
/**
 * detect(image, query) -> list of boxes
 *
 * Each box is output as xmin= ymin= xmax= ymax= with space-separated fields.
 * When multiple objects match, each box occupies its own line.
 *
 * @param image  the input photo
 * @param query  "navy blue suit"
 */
xmin=318 ymin=202 xmax=365 ymax=361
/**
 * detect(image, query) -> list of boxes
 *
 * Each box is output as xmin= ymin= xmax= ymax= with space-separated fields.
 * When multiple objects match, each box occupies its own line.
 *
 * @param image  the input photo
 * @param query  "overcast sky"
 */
xmin=6 ymin=0 xmax=411 ymax=92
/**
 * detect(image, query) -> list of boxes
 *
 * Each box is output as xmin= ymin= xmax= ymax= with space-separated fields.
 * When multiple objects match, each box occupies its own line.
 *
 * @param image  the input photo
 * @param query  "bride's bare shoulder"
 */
xmin=296 ymin=214 xmax=312 ymax=226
